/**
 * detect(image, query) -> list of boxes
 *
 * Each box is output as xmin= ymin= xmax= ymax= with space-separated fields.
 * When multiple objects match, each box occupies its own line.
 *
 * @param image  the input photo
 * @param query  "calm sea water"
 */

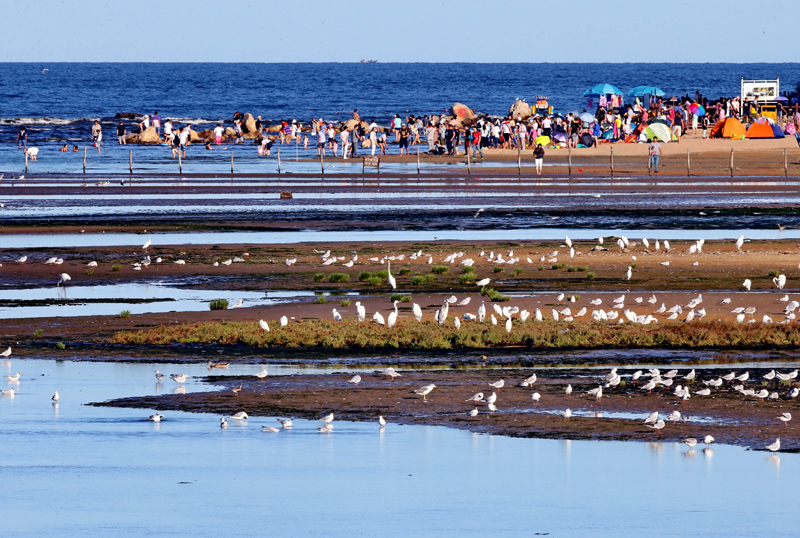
xmin=2 ymin=357 xmax=796 ymax=537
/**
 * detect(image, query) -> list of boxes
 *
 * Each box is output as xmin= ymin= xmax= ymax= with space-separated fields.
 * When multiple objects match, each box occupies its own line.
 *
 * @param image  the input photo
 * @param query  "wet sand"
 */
xmin=95 ymin=366 xmax=799 ymax=450
xmin=3 ymin=238 xmax=800 ymax=345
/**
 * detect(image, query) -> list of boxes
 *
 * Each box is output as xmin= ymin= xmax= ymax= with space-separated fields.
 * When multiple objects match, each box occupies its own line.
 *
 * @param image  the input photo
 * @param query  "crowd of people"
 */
xmin=11 ymin=87 xmax=800 ymax=166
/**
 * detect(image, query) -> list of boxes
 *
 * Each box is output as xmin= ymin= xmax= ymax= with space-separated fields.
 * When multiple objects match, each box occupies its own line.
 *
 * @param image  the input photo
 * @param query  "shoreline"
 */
xmin=93 ymin=366 xmax=800 ymax=450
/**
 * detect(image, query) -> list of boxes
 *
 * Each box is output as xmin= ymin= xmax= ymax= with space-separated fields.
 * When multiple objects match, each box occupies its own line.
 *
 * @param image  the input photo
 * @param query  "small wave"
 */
xmin=164 ymin=117 xmax=220 ymax=125
xmin=0 ymin=117 xmax=88 ymax=126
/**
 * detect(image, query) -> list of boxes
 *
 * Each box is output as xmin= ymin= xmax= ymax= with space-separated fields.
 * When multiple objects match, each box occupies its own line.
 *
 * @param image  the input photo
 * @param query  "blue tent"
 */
xmin=629 ymin=85 xmax=665 ymax=97
xmin=583 ymin=83 xmax=623 ymax=97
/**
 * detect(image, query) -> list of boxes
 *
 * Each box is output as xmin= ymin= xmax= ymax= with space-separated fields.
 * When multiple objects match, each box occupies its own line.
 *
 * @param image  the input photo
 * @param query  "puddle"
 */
xmin=0 ymin=281 xmax=348 ymax=319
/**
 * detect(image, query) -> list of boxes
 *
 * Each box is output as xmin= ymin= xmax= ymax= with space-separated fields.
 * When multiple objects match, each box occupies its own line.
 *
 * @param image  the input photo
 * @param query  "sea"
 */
xmin=2 ymin=62 xmax=799 ymax=147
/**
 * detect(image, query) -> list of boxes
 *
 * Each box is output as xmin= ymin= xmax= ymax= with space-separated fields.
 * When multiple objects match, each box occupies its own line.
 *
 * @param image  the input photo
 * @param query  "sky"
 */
xmin=2 ymin=0 xmax=799 ymax=63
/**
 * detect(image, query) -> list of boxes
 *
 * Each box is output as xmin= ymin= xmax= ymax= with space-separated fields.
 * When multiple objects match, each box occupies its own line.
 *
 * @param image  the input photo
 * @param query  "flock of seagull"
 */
xmin=2 ymin=343 xmax=793 ymax=452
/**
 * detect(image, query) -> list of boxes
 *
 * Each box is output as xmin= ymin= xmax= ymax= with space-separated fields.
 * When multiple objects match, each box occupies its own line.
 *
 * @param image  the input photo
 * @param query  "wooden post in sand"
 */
xmin=178 ymin=152 xmax=182 ymax=174
xmin=83 ymin=147 xmax=87 ymax=173
xmin=610 ymin=146 xmax=614 ymax=177
xmin=730 ymin=148 xmax=734 ymax=177
xmin=230 ymin=151 xmax=234 ymax=174
xmin=320 ymin=152 xmax=324 ymax=174
xmin=568 ymin=145 xmax=572 ymax=176
xmin=24 ymin=151 xmax=28 ymax=174
xmin=467 ymin=148 xmax=471 ymax=174
xmin=687 ymin=149 xmax=691 ymax=177
xmin=785 ymin=149 xmax=788 ymax=177
xmin=517 ymin=147 xmax=521 ymax=175
xmin=277 ymin=149 xmax=281 ymax=174
xmin=129 ymin=150 xmax=133 ymax=174
xmin=416 ymin=149 xmax=420 ymax=174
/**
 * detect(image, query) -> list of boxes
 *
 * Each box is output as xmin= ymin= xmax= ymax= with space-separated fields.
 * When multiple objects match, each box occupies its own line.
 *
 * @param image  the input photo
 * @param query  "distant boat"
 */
xmin=360 ymin=58 xmax=378 ymax=64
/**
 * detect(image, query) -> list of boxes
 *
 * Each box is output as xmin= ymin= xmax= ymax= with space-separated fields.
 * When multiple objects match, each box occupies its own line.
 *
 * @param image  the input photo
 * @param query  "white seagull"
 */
xmin=414 ymin=383 xmax=436 ymax=400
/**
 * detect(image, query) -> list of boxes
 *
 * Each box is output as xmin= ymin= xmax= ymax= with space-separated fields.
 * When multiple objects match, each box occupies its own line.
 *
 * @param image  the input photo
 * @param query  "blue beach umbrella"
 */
xmin=629 ymin=85 xmax=665 ymax=97
xmin=579 ymin=112 xmax=597 ymax=123
xmin=583 ymin=83 xmax=623 ymax=97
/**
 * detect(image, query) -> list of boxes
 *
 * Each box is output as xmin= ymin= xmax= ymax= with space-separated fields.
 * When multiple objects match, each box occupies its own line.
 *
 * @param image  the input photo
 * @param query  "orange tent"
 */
xmin=710 ymin=118 xmax=746 ymax=139
xmin=745 ymin=122 xmax=776 ymax=138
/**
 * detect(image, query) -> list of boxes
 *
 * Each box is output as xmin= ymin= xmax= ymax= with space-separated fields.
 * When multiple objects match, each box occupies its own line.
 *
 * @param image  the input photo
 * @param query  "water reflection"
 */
xmin=0 ymin=357 xmax=797 ymax=536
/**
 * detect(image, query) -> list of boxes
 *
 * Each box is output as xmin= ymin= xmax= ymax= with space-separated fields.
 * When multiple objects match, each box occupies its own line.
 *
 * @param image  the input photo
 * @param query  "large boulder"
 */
xmin=114 ymin=112 xmax=139 ymax=120
xmin=451 ymin=103 xmax=476 ymax=125
xmin=224 ymin=127 xmax=237 ymax=138
xmin=240 ymin=113 xmax=257 ymax=134
xmin=125 ymin=126 xmax=161 ymax=144
xmin=509 ymin=100 xmax=532 ymax=120
xmin=188 ymin=129 xmax=202 ymax=143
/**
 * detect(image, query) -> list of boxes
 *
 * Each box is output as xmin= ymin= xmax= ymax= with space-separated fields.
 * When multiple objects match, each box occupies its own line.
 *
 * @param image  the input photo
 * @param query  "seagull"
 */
xmin=643 ymin=411 xmax=659 ymax=424
xmin=280 ymin=316 xmax=288 ymax=326
xmin=683 ymin=437 xmax=698 ymax=449
xmin=154 ymin=370 xmax=164 ymax=381
xmin=666 ymin=410 xmax=682 ymax=421
xmin=563 ymin=408 xmax=572 ymax=421
xmin=57 ymin=273 xmax=71 ymax=287
xmin=475 ymin=278 xmax=491 ymax=287
xmin=148 ymin=413 xmax=164 ymax=422
xmin=378 ymin=415 xmax=387 ymax=427
xmin=778 ymin=412 xmax=792 ymax=425
xmin=16 ymin=256 xmax=27 ymax=263
xmin=254 ymin=367 xmax=268 ymax=379
xmin=647 ymin=420 xmax=666 ymax=432
xmin=565 ymin=384 xmax=572 ymax=397
xmin=735 ymin=235 xmax=744 ymax=251
xmin=142 ymin=239 xmax=151 ymax=250
xmin=766 ymin=438 xmax=781 ymax=453
xmin=348 ymin=374 xmax=362 ymax=386
xmin=468 ymin=408 xmax=479 ymax=419
xmin=4 ymin=372 xmax=22 ymax=381
xmin=52 ymin=390 xmax=60 ymax=402
xmin=1 ymin=388 xmax=14 ymax=396
xmin=319 ymin=412 xmax=334 ymax=424
xmin=484 ymin=392 xmax=497 ymax=405
xmin=220 ymin=417 xmax=228 ymax=429
xmin=414 ymin=383 xmax=436 ymax=401
xmin=465 ymin=392 xmax=484 ymax=403
xmin=0 ymin=347 xmax=11 ymax=358
xmin=703 ymin=435 xmax=715 ymax=448
xmin=262 ymin=426 xmax=280 ymax=433
xmin=277 ymin=418 xmax=293 ymax=429
xmin=531 ymin=392 xmax=541 ymax=402
xmin=228 ymin=411 xmax=248 ymax=420
xmin=259 ymin=319 xmax=269 ymax=332
xmin=489 ymin=379 xmax=505 ymax=389
xmin=170 ymin=373 xmax=188 ymax=383
xmin=383 ymin=367 xmax=402 ymax=380
xmin=743 ymin=279 xmax=752 ymax=291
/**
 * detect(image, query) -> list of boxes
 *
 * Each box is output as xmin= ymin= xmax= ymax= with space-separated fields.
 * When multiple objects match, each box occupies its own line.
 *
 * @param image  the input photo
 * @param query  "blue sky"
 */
xmin=3 ymin=0 xmax=798 ymax=62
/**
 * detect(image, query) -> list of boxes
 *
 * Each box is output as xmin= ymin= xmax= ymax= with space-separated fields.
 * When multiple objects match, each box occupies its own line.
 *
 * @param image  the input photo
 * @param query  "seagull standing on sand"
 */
xmin=383 ymin=367 xmax=402 ymax=380
xmin=766 ymin=438 xmax=781 ymax=453
xmin=348 ymin=375 xmax=362 ymax=386
xmin=414 ymin=383 xmax=436 ymax=401
xmin=465 ymin=392 xmax=484 ymax=403
xmin=468 ymin=408 xmax=479 ymax=419
xmin=778 ymin=412 xmax=792 ymax=425
xmin=489 ymin=379 xmax=505 ymax=390
xmin=647 ymin=419 xmax=666 ymax=432
xmin=563 ymin=408 xmax=572 ymax=421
